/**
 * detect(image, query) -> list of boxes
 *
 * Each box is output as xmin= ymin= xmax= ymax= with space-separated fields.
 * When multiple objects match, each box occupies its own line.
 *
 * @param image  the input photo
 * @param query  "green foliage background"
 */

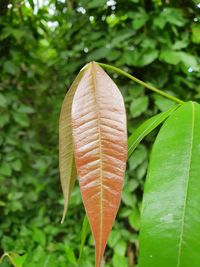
xmin=0 ymin=0 xmax=199 ymax=266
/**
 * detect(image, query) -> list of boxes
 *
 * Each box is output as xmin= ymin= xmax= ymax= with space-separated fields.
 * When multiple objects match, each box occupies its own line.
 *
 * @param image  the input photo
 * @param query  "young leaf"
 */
xmin=70 ymin=107 xmax=178 ymax=258
xmin=139 ymin=101 xmax=200 ymax=267
xmin=128 ymin=105 xmax=178 ymax=158
xmin=72 ymin=62 xmax=127 ymax=267
xmin=59 ymin=66 xmax=88 ymax=223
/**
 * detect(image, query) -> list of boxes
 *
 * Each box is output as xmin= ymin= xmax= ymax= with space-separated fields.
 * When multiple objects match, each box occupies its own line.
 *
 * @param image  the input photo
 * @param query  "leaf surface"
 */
xmin=139 ymin=101 xmax=200 ymax=267
xmin=78 ymin=214 xmax=90 ymax=264
xmin=72 ymin=62 xmax=127 ymax=267
xmin=128 ymin=105 xmax=177 ymax=158
xmin=59 ymin=66 xmax=87 ymax=223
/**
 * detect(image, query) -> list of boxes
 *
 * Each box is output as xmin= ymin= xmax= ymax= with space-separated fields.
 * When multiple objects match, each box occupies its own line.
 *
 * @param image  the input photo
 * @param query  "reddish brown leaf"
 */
xmin=59 ymin=66 xmax=88 ymax=223
xmin=72 ymin=62 xmax=127 ymax=267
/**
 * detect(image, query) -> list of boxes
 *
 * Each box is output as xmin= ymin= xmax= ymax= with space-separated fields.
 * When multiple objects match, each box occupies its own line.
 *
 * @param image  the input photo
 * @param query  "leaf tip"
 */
xmin=60 ymin=216 xmax=65 ymax=224
xmin=60 ymin=201 xmax=69 ymax=224
xmin=80 ymin=62 xmax=94 ymax=72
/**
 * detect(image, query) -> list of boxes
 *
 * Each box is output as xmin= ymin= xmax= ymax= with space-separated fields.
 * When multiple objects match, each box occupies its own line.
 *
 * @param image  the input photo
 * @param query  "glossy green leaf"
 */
xmin=128 ymin=105 xmax=178 ymax=157
xmin=139 ymin=101 xmax=200 ymax=267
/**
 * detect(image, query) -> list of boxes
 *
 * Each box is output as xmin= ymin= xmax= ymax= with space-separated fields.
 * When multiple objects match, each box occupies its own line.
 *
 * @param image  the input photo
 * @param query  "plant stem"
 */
xmin=97 ymin=62 xmax=184 ymax=105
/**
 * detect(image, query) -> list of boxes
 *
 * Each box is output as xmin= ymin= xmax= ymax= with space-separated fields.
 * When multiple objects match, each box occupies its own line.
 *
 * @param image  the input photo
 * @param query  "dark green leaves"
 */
xmin=159 ymin=50 xmax=199 ymax=71
xmin=153 ymin=8 xmax=187 ymax=29
xmin=131 ymin=8 xmax=149 ymax=30
xmin=139 ymin=102 xmax=200 ymax=267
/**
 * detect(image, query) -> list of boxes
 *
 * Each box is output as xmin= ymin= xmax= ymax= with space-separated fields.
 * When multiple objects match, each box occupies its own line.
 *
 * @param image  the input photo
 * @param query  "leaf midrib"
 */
xmin=177 ymin=102 xmax=195 ymax=267
xmin=91 ymin=63 xmax=103 ymax=265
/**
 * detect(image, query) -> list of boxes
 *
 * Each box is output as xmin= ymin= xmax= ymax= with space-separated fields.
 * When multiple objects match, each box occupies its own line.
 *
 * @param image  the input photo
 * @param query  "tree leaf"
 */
xmin=128 ymin=105 xmax=178 ymax=157
xmin=27 ymin=0 xmax=34 ymax=9
xmin=0 ymin=93 xmax=7 ymax=108
xmin=0 ymin=162 xmax=12 ymax=176
xmin=130 ymin=96 xmax=149 ymax=118
xmin=87 ymin=47 xmax=110 ymax=61
xmin=139 ymin=101 xmax=200 ymax=267
xmin=78 ymin=214 xmax=90 ymax=264
xmin=59 ymin=65 xmax=88 ymax=223
xmin=160 ymin=50 xmax=181 ymax=65
xmin=191 ymin=24 xmax=200 ymax=44
xmin=153 ymin=94 xmax=174 ymax=112
xmin=3 ymin=61 xmax=18 ymax=75
xmin=132 ymin=9 xmax=149 ymax=30
xmin=179 ymin=52 xmax=199 ymax=71
xmin=72 ymin=62 xmax=127 ymax=267
xmin=88 ymin=0 xmax=107 ymax=8
xmin=0 ymin=252 xmax=27 ymax=267
xmin=138 ymin=49 xmax=158 ymax=66
xmin=129 ymin=145 xmax=147 ymax=170
xmin=128 ymin=207 xmax=140 ymax=230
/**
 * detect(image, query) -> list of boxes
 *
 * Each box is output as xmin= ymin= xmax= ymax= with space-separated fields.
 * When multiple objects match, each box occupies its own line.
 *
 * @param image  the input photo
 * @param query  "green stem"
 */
xmin=97 ymin=62 xmax=184 ymax=105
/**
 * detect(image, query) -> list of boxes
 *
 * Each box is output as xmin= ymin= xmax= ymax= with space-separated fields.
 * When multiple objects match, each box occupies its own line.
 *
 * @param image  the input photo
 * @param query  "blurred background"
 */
xmin=0 ymin=0 xmax=200 ymax=266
